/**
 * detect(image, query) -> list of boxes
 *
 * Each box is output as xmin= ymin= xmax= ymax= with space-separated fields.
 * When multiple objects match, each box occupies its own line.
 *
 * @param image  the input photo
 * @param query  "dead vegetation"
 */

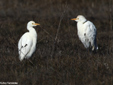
xmin=0 ymin=0 xmax=113 ymax=85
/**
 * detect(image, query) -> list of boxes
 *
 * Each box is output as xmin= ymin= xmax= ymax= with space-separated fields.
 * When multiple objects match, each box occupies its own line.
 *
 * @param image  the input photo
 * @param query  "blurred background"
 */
xmin=0 ymin=0 xmax=113 ymax=85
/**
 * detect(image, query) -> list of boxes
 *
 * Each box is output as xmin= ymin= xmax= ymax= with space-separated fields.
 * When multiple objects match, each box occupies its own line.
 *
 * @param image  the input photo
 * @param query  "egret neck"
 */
xmin=27 ymin=26 xmax=37 ymax=38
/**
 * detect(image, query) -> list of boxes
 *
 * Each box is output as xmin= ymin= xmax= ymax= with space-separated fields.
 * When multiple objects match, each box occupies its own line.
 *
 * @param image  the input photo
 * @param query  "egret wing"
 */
xmin=18 ymin=33 xmax=33 ymax=61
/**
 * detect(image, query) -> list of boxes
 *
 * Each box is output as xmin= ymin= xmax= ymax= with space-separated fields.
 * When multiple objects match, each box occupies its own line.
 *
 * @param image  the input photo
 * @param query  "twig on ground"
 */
xmin=51 ymin=3 xmax=67 ymax=57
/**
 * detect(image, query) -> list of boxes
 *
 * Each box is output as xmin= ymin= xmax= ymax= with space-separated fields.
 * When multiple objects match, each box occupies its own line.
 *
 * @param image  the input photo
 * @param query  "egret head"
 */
xmin=71 ymin=15 xmax=86 ymax=22
xmin=27 ymin=21 xmax=40 ymax=28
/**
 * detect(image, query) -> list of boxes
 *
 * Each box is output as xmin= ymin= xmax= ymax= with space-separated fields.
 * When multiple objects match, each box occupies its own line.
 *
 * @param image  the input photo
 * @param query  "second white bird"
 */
xmin=71 ymin=15 xmax=98 ymax=51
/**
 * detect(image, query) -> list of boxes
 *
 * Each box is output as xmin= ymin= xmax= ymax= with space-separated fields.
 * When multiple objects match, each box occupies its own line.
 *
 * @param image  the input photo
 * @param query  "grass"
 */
xmin=0 ymin=0 xmax=113 ymax=85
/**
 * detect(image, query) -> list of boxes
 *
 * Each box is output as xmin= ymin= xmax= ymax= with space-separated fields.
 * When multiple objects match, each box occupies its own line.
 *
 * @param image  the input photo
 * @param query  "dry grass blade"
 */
xmin=40 ymin=26 xmax=54 ymax=39
xmin=51 ymin=4 xmax=67 ymax=57
xmin=109 ymin=0 xmax=113 ymax=30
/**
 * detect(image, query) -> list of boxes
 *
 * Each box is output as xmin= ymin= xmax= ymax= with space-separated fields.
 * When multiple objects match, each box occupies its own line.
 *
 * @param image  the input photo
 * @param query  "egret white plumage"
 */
xmin=18 ymin=21 xmax=40 ymax=61
xmin=71 ymin=15 xmax=98 ymax=51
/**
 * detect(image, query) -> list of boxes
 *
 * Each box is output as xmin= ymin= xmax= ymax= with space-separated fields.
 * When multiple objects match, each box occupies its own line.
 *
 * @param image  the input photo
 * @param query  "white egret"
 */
xmin=71 ymin=15 xmax=98 ymax=51
xmin=18 ymin=21 xmax=40 ymax=61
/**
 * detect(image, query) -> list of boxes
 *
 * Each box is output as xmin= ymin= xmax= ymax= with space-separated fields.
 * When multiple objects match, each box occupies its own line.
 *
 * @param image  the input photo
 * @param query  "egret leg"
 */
xmin=92 ymin=45 xmax=95 ymax=51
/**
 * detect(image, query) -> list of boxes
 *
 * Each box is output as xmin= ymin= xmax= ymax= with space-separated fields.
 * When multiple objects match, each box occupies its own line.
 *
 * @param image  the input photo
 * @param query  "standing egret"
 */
xmin=18 ymin=21 xmax=40 ymax=61
xmin=71 ymin=15 xmax=98 ymax=51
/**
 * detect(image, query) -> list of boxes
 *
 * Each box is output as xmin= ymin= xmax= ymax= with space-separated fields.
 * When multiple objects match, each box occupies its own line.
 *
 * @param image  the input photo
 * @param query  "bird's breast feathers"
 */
xmin=77 ymin=21 xmax=96 ymax=40
xmin=77 ymin=21 xmax=96 ymax=35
